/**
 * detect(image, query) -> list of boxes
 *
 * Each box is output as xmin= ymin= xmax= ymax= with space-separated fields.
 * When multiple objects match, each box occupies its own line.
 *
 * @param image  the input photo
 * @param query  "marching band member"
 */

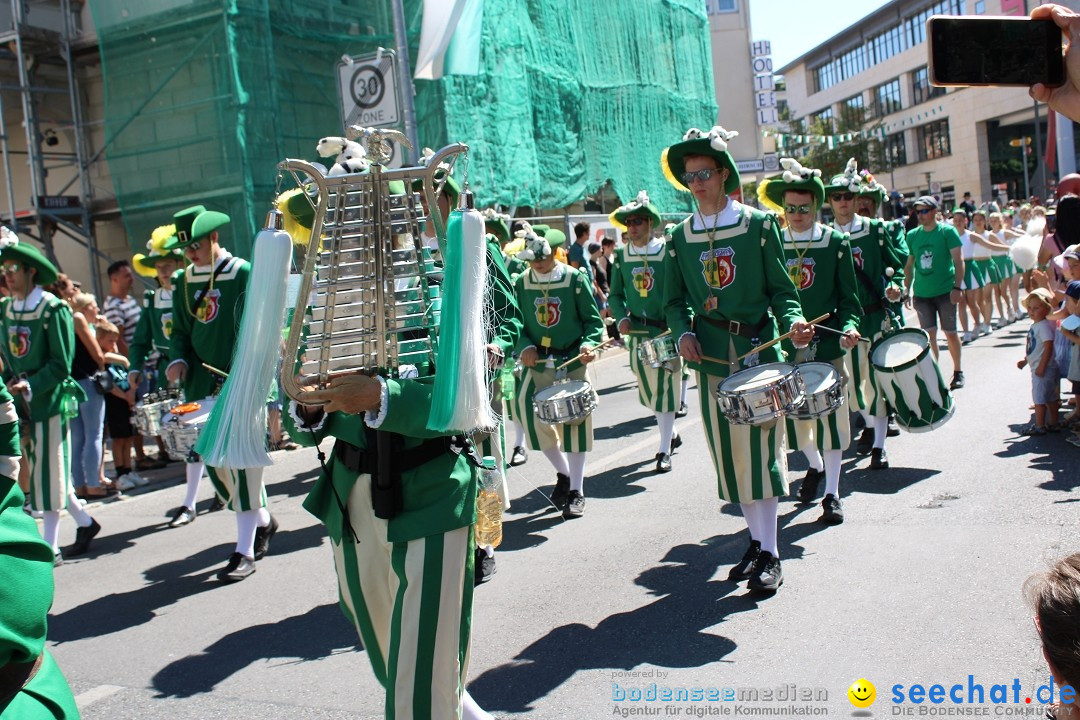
xmin=766 ymin=160 xmax=861 ymax=524
xmin=164 ymin=206 xmax=276 ymax=582
xmin=0 ymin=231 xmax=100 ymax=562
xmin=513 ymin=225 xmax=605 ymax=519
xmin=607 ymin=190 xmax=683 ymax=472
xmin=827 ymin=162 xmax=906 ymax=470
xmin=662 ymin=127 xmax=813 ymax=592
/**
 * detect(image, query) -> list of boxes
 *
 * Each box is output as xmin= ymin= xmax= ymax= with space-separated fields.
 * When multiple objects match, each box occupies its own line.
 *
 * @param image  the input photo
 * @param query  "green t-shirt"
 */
xmin=906 ymin=222 xmax=962 ymax=298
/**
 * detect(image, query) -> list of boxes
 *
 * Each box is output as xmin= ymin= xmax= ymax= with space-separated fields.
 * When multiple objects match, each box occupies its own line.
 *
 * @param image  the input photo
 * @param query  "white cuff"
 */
xmin=363 ymin=376 xmax=391 ymax=428
xmin=166 ymin=359 xmax=188 ymax=374
xmin=677 ymin=332 xmax=696 ymax=347
xmin=288 ymin=399 xmax=326 ymax=433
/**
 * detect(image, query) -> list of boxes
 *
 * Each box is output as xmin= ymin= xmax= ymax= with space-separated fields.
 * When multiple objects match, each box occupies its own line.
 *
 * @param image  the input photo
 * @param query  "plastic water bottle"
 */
xmin=499 ymin=361 xmax=515 ymax=401
xmin=475 ymin=456 xmax=503 ymax=548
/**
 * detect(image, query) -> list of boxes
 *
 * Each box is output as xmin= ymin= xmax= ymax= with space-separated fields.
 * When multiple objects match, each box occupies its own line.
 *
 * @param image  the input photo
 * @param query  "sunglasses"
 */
xmin=682 ymin=169 xmax=719 ymax=185
xmin=830 ymin=192 xmax=855 ymax=202
xmin=784 ymin=204 xmax=813 ymax=215
xmin=916 ymin=208 xmax=934 ymax=215
xmin=0 ymin=263 xmax=21 ymax=275
xmin=625 ymin=216 xmax=649 ymax=227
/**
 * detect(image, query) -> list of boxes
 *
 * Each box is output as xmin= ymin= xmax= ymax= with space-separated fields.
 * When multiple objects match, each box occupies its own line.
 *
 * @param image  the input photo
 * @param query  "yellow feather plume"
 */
xmin=608 ymin=210 xmax=626 ymax=232
xmin=132 ymin=253 xmax=157 ymax=277
xmin=275 ymin=187 xmax=320 ymax=249
xmin=150 ymin=224 xmax=176 ymax=253
xmin=503 ymin=237 xmax=525 ymax=257
xmin=660 ymin=148 xmax=688 ymax=192
xmin=757 ymin=180 xmax=784 ymax=213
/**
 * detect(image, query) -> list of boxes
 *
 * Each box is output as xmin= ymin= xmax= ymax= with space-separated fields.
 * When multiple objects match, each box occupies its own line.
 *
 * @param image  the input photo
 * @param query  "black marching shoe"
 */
xmin=747 ymin=551 xmax=783 ymax=592
xmin=855 ymin=427 xmax=874 ymax=456
xmin=655 ymin=452 xmax=672 ymax=473
xmin=563 ymin=490 xmax=586 ymax=519
xmin=168 ymin=506 xmax=196 ymax=528
xmin=676 ymin=401 xmax=688 ymax=418
xmin=474 ymin=548 xmax=496 ymax=586
xmin=253 ymin=514 xmax=279 ymax=560
xmin=670 ymin=431 xmax=682 ymax=452
xmin=820 ymin=494 xmax=844 ymax=525
xmin=727 ymin=539 xmax=761 ymax=581
xmin=887 ymin=414 xmax=901 ymax=437
xmin=66 ymin=518 xmax=101 ymax=557
xmin=509 ymin=446 xmax=528 ymax=466
xmin=870 ymin=448 xmax=889 ymax=470
xmin=217 ymin=552 xmax=256 ymax=583
xmin=208 ymin=496 xmax=227 ymax=513
xmin=796 ymin=468 xmax=822 ymax=503
xmin=550 ymin=473 xmax=570 ymax=509
xmin=950 ymin=371 xmax=965 ymax=390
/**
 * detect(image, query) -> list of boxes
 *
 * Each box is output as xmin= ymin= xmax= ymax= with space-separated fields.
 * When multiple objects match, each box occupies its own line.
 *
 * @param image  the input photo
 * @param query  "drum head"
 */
xmin=169 ymin=397 xmax=216 ymax=425
xmin=720 ymin=363 xmax=794 ymax=391
xmin=535 ymin=381 xmax=591 ymax=401
xmin=797 ymin=362 xmax=838 ymax=393
xmin=871 ymin=330 xmax=929 ymax=369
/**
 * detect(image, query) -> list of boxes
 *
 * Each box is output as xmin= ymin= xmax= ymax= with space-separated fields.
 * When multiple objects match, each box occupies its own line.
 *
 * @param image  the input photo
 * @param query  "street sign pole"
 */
xmin=391 ymin=0 xmax=419 ymax=165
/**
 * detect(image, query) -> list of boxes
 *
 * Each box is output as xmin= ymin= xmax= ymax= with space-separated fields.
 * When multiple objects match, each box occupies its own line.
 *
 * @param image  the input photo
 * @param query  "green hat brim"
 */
xmin=189 ymin=210 xmax=230 ymax=242
xmin=0 ymin=243 xmax=58 ymax=286
xmin=764 ymin=177 xmax=826 ymax=210
xmin=544 ymin=228 xmax=567 ymax=248
xmin=663 ymin=137 xmax=740 ymax=195
xmin=137 ymin=250 xmax=184 ymax=269
xmin=484 ymin=218 xmax=510 ymax=245
xmin=612 ymin=204 xmax=662 ymax=228
xmin=857 ymin=187 xmax=886 ymax=204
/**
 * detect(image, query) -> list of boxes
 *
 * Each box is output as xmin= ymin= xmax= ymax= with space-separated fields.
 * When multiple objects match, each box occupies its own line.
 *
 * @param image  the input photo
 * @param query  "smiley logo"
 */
xmin=848 ymin=678 xmax=876 ymax=708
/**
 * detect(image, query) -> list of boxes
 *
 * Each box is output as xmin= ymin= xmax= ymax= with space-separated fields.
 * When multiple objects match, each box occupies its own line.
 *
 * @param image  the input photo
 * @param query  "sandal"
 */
xmin=1022 ymin=424 xmax=1047 ymax=436
xmin=1067 ymin=434 xmax=1080 ymax=448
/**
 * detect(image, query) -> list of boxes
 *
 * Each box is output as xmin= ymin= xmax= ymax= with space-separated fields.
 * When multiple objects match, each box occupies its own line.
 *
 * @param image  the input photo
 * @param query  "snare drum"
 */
xmin=716 ymin=362 xmax=804 ymax=425
xmin=870 ymin=329 xmax=954 ymax=432
xmin=636 ymin=335 xmax=679 ymax=368
xmin=133 ymin=390 xmax=181 ymax=437
xmin=162 ymin=397 xmax=217 ymax=459
xmin=533 ymin=380 xmax=597 ymax=425
xmin=791 ymin=362 xmax=847 ymax=420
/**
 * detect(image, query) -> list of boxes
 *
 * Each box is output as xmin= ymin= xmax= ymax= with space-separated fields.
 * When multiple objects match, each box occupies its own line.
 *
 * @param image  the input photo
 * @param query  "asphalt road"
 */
xmin=46 ymin=317 xmax=1080 ymax=719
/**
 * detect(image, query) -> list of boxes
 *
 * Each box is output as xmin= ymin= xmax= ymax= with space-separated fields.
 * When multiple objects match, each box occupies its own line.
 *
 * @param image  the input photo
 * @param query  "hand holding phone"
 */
xmin=1029 ymin=4 xmax=1080 ymax=124
xmin=929 ymin=15 xmax=1065 ymax=87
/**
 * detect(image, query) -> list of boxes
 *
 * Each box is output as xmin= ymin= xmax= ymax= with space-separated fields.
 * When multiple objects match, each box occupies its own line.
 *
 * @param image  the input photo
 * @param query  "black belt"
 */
xmin=536 ymin=342 xmax=576 ymax=358
xmin=861 ymin=301 xmax=885 ymax=316
xmin=629 ymin=313 xmax=667 ymax=330
xmin=694 ymin=314 xmax=769 ymax=340
xmin=334 ymin=435 xmax=460 ymax=475
xmin=0 ymin=655 xmax=42 ymax=706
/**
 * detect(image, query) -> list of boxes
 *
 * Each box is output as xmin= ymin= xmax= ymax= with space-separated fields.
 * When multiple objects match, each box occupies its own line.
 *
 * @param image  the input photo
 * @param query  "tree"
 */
xmin=778 ymin=107 xmax=886 ymax=182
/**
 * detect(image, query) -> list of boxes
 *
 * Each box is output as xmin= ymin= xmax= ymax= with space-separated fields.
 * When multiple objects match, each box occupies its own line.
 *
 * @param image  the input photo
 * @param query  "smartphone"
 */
xmin=928 ymin=16 xmax=1065 ymax=88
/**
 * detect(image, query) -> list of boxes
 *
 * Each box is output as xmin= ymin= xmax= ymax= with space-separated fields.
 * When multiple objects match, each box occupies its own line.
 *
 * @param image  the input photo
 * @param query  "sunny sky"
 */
xmin=749 ymin=0 xmax=895 ymax=71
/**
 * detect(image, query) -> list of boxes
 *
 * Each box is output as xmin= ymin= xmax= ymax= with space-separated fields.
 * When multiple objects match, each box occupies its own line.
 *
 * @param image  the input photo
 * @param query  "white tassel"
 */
xmin=195 ymin=219 xmax=292 ymax=468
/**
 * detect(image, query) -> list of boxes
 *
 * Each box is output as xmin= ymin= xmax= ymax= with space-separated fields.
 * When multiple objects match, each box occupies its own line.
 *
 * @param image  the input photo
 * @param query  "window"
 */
xmin=883 ymin=133 xmax=907 ymax=167
xmin=974 ymin=0 xmax=985 ymax=13
xmin=907 ymin=0 xmax=963 ymax=46
xmin=811 ymin=107 xmax=834 ymax=132
xmin=917 ymin=119 xmax=951 ymax=160
xmin=873 ymin=78 xmax=902 ymax=117
xmin=842 ymin=94 xmax=865 ymax=126
xmin=911 ymin=66 xmax=946 ymax=105
xmin=706 ymin=0 xmax=737 ymax=14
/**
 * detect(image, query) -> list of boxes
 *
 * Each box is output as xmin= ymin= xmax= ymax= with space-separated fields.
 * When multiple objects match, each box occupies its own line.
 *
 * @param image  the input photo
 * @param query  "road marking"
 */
xmin=74 ymin=684 xmax=124 ymax=710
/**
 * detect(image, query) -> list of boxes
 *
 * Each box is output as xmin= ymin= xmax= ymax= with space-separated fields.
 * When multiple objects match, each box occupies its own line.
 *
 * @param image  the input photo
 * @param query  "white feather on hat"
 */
xmin=683 ymin=126 xmax=739 ymax=152
xmin=0 ymin=226 xmax=18 ymax=250
xmin=513 ymin=221 xmax=551 ymax=261
xmin=780 ymin=158 xmax=822 ymax=184
xmin=837 ymin=157 xmax=861 ymax=192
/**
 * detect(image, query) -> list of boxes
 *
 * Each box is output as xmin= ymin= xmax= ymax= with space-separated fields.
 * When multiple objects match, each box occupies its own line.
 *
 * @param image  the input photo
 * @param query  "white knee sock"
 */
xmin=744 ymin=498 xmax=779 ymax=557
xmin=656 ymin=411 xmax=676 ymax=454
xmin=183 ymin=461 xmax=204 ymax=510
xmin=859 ymin=409 xmax=872 ymax=426
xmin=823 ymin=450 xmax=843 ymax=497
xmin=800 ymin=443 xmax=824 ymax=472
xmin=872 ymin=415 xmax=888 ymax=450
xmin=481 ymin=545 xmax=494 ymax=557
xmin=66 ymin=492 xmax=93 ymax=528
xmin=462 ymin=690 xmax=494 ymax=720
xmin=740 ymin=501 xmax=761 ymax=542
xmin=567 ymin=451 xmax=586 ymax=493
xmin=542 ymin=447 xmax=570 ymax=476
xmin=235 ymin=509 xmax=260 ymax=558
xmin=257 ymin=507 xmax=271 ymax=527
xmin=42 ymin=511 xmax=61 ymax=552
xmin=680 ymin=377 xmax=689 ymax=405
xmin=512 ymin=421 xmax=525 ymax=448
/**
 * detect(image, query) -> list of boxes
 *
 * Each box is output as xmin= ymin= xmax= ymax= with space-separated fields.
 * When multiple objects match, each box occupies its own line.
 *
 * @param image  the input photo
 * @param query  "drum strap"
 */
xmin=694 ymin=314 xmax=768 ymax=339
xmin=629 ymin=313 xmax=667 ymax=330
xmin=853 ymin=263 xmax=886 ymax=316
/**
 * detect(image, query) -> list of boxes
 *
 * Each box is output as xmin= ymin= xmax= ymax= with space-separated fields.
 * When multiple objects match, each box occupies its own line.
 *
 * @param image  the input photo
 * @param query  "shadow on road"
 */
xmin=151 ymin=603 xmax=358 ymax=698
xmin=264 ymin=467 xmax=322 ymax=499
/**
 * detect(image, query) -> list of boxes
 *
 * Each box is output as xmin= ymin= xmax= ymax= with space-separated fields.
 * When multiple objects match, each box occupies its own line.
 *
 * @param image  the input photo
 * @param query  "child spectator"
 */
xmin=1018 ymin=288 xmax=1062 ymax=435
xmin=1059 ymin=281 xmax=1080 ymax=444
xmin=95 ymin=319 xmax=147 ymax=490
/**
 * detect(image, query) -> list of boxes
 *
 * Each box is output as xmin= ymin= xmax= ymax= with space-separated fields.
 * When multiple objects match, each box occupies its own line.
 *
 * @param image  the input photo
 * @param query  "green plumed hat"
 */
xmin=0 ymin=227 xmax=58 ymax=286
xmin=824 ymin=157 xmax=862 ymax=197
xmin=662 ymin=126 xmax=741 ymax=195
xmin=857 ymin=170 xmax=888 ymax=205
xmin=542 ymin=227 xmax=566 ymax=249
xmin=514 ymin=222 xmax=552 ymax=261
xmin=164 ymin=206 xmax=230 ymax=249
xmin=482 ymin=209 xmax=510 ymax=245
xmin=761 ymin=158 xmax=825 ymax=210
xmin=610 ymin=190 xmax=662 ymax=230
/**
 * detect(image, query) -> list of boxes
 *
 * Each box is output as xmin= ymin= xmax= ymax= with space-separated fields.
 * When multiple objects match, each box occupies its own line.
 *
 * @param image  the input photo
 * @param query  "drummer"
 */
xmin=512 ymin=224 xmax=605 ymax=519
xmin=762 ymin=159 xmax=861 ymax=524
xmin=164 ymin=206 xmax=277 ymax=582
xmin=607 ymin=190 xmax=683 ymax=472
xmin=827 ymin=162 xmax=906 ymax=470
xmin=662 ymin=127 xmax=814 ymax=592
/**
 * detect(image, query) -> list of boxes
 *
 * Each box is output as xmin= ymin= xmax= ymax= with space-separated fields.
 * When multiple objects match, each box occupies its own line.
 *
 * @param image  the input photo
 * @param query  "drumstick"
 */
xmin=735 ymin=313 xmax=831 ymax=361
xmin=700 ymin=354 xmax=732 ymax=366
xmin=555 ymin=337 xmax=620 ymax=371
xmin=811 ymin=324 xmax=871 ymax=343
xmin=202 ymin=362 xmax=229 ymax=379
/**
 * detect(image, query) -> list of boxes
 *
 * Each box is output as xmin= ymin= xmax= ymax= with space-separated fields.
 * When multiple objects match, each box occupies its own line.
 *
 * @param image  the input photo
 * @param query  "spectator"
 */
xmin=102 ymin=260 xmax=139 ymax=357
xmin=568 ymin=222 xmax=590 ymax=271
xmin=598 ymin=237 xmax=621 ymax=344
xmin=1017 ymin=288 xmax=1061 ymax=435
xmin=95 ymin=319 xmax=147 ymax=490
xmin=903 ymin=195 xmax=967 ymax=389
xmin=1024 ymin=552 xmax=1080 ymax=720
xmin=69 ymin=293 xmax=112 ymax=499
xmin=45 ymin=273 xmax=77 ymax=303
xmin=960 ymin=192 xmax=976 ymax=219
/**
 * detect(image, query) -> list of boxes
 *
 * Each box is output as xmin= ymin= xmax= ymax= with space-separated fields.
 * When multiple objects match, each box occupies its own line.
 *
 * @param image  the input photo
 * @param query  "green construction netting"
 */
xmin=92 ymin=0 xmax=717 ymax=257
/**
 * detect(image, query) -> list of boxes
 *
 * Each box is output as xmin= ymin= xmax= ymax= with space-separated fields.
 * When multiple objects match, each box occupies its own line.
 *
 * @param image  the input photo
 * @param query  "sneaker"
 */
xmin=510 ymin=446 xmax=528 ymax=467
xmin=855 ymin=427 xmax=873 ymax=456
xmin=116 ymin=474 xmax=138 ymax=492
xmin=887 ymin=415 xmax=901 ymax=437
xmin=217 ymin=552 xmax=256 ymax=583
xmin=474 ymin=548 xmax=496 ymax=586
xmin=670 ymin=431 xmax=683 ymax=452
xmin=550 ymin=473 xmax=570 ymax=509
xmin=981 ymin=323 xmax=992 ymax=336
xmin=727 ymin=539 xmax=761 ymax=581
xmin=747 ymin=551 xmax=783 ymax=592
xmin=676 ymin=402 xmax=689 ymax=418
xmin=66 ymin=518 xmax=101 ymax=557
xmin=870 ymin=448 xmax=889 ymax=470
xmin=130 ymin=471 xmax=150 ymax=487
xmin=949 ymin=371 xmax=965 ymax=390
xmin=962 ymin=332 xmax=974 ymax=344
xmin=820 ymin=494 xmax=844 ymax=525
xmin=168 ymin=506 xmax=196 ymax=528
xmin=562 ymin=490 xmax=585 ymax=519
xmin=253 ymin=514 xmax=279 ymax=560
xmin=655 ymin=452 xmax=672 ymax=473
xmin=1021 ymin=424 xmax=1047 ymax=436
xmin=796 ymin=468 xmax=822 ymax=503
xmin=208 ymin=496 xmax=227 ymax=513
xmin=1066 ymin=433 xmax=1080 ymax=448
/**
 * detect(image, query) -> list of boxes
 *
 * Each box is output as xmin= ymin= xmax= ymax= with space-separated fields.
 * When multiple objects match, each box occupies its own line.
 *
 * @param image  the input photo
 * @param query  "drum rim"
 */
xmin=533 ymin=380 xmax=592 ymax=401
xmin=870 ymin=328 xmax=930 ymax=373
xmin=892 ymin=403 xmax=954 ymax=432
xmin=718 ymin=362 xmax=797 ymax=391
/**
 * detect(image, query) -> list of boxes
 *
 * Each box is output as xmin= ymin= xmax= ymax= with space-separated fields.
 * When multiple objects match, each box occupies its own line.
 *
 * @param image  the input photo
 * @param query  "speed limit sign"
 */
xmin=338 ymin=51 xmax=400 ymax=128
